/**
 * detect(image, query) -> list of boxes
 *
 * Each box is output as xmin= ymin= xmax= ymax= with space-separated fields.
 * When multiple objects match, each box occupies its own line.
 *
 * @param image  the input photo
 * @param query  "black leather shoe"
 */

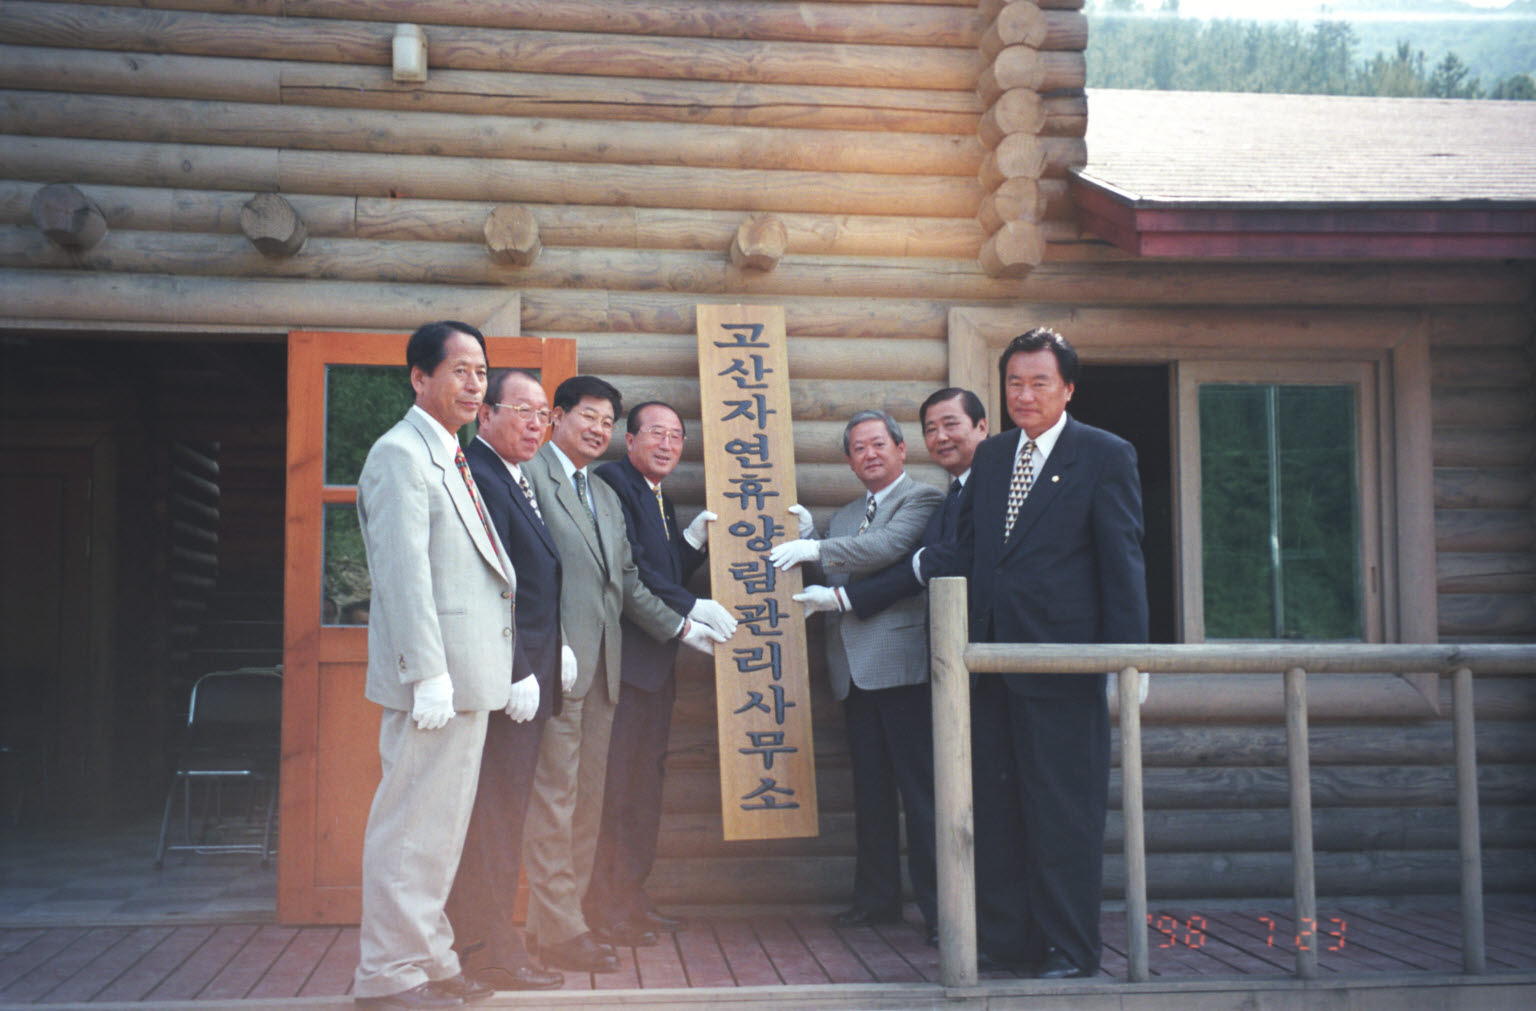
xmin=642 ymin=908 xmax=685 ymax=932
xmin=473 ymin=964 xmax=565 ymax=991
xmin=1034 ymin=947 xmax=1089 ymax=979
xmin=432 ymin=972 xmax=492 ymax=1004
xmin=976 ymin=951 xmax=1024 ymax=974
xmin=537 ymin=932 xmax=621 ymax=973
xmin=596 ymin=918 xmax=659 ymax=948
xmin=354 ymin=981 xmax=463 ymax=1009
xmin=830 ymin=905 xmax=901 ymax=928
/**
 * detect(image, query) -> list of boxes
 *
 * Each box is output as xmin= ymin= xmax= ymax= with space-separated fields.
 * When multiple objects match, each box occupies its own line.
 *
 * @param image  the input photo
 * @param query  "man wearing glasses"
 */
xmin=585 ymin=402 xmax=736 ymax=945
xmin=444 ymin=369 xmax=568 ymax=991
xmin=521 ymin=377 xmax=725 ymax=973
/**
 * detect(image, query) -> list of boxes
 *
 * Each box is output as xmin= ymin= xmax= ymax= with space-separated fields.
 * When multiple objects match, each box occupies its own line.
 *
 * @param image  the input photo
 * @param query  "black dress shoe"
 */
xmin=830 ymin=905 xmax=902 ymax=928
xmin=354 ymin=981 xmax=463 ymax=1009
xmin=641 ymin=907 xmax=685 ymax=932
xmin=1034 ymin=947 xmax=1089 ymax=979
xmin=976 ymin=951 xmax=1024 ymax=974
xmin=473 ymin=964 xmax=565 ymax=991
xmin=432 ymin=972 xmax=493 ymax=1004
xmin=597 ymin=918 xmax=659 ymax=947
xmin=537 ymin=932 xmax=621 ymax=973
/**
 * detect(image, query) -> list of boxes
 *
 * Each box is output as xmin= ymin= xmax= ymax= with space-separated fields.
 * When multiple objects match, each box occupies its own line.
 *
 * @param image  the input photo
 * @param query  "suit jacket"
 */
xmin=925 ymin=414 xmax=1148 ymax=697
xmin=357 ymin=410 xmax=516 ymax=713
xmin=466 ymin=436 xmax=565 ymax=719
xmin=819 ymin=474 xmax=944 ymax=700
xmin=843 ymin=477 xmax=962 ymax=621
xmin=524 ymin=442 xmax=685 ymax=705
xmin=595 ymin=456 xmax=706 ymax=694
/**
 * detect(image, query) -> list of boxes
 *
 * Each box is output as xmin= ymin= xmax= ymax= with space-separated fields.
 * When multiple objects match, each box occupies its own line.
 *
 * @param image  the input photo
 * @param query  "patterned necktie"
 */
xmin=454 ymin=446 xmax=498 ymax=550
xmin=655 ymin=485 xmax=670 ymax=540
xmin=515 ymin=470 xmax=543 ymax=522
xmin=1002 ymin=439 xmax=1037 ymax=541
xmin=857 ymin=494 xmax=876 ymax=534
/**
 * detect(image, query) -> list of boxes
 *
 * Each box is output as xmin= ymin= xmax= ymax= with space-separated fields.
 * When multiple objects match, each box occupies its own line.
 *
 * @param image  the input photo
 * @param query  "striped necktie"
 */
xmin=454 ymin=446 xmax=498 ymax=551
xmin=857 ymin=494 xmax=876 ymax=534
xmin=655 ymin=485 xmax=670 ymax=540
xmin=1002 ymin=439 xmax=1036 ymax=541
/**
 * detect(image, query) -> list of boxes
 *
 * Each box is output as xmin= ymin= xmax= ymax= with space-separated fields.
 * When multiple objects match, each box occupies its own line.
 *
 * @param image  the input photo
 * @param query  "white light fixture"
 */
xmin=392 ymin=23 xmax=428 ymax=83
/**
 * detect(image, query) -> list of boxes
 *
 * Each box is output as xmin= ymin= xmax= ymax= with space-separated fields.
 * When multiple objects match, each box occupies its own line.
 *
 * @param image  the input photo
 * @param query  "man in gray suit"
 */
xmin=769 ymin=410 xmax=944 ymax=944
xmin=353 ymin=321 xmax=510 ymax=1010
xmin=520 ymin=375 xmax=722 ymax=973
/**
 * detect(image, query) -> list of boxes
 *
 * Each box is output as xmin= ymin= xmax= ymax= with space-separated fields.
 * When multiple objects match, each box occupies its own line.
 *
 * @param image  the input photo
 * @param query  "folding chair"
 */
xmin=154 ymin=667 xmax=282 ymax=867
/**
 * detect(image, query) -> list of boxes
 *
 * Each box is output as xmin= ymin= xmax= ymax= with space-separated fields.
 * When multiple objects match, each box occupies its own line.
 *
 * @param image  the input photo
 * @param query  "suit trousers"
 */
xmin=844 ymin=681 xmax=938 ymax=926
xmin=970 ymin=677 xmax=1110 ymax=973
xmin=445 ymin=711 xmax=548 ymax=971
xmin=355 ymin=708 xmax=488 ymax=998
xmin=522 ymin=680 xmax=618 ymax=947
xmin=585 ymin=675 xmax=676 ymax=928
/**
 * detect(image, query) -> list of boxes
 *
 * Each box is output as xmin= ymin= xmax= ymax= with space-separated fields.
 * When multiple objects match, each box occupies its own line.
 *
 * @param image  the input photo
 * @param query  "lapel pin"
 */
xmin=1051 ymin=475 xmax=1060 ymax=483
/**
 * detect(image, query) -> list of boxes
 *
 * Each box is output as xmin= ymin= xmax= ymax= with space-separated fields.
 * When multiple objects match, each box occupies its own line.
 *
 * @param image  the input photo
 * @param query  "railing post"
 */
xmin=1453 ymin=665 xmax=1486 ymax=974
xmin=1283 ymin=666 xmax=1318 ymax=979
xmin=1118 ymin=666 xmax=1149 ymax=982
xmin=930 ymin=577 xmax=977 ymax=988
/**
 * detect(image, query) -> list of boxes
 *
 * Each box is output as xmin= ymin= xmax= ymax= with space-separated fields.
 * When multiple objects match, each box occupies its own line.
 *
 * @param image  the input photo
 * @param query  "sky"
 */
xmin=1162 ymin=1 xmax=1516 ymax=16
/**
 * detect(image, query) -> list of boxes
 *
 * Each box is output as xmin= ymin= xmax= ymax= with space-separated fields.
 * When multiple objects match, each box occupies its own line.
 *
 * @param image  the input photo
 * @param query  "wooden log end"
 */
xmin=31 ymin=183 xmax=107 ymax=251
xmin=240 ymin=192 xmax=307 ymax=258
xmin=483 ymin=204 xmax=541 ymax=267
xmin=730 ymin=215 xmax=788 ymax=272
xmin=980 ymin=220 xmax=1044 ymax=278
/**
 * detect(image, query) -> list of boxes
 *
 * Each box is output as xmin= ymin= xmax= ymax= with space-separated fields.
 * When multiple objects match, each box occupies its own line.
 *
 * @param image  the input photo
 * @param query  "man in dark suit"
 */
xmin=520 ymin=376 xmax=723 ymax=974
xmin=925 ymin=328 xmax=1148 ymax=979
xmin=444 ymin=369 xmax=568 ymax=992
xmin=585 ymin=401 xmax=736 ymax=946
xmin=353 ymin=321 xmax=507 ymax=1010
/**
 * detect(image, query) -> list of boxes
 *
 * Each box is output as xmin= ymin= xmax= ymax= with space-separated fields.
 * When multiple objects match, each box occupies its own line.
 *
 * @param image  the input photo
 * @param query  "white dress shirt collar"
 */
xmin=867 ymin=469 xmax=908 ymax=509
xmin=1016 ymin=411 xmax=1068 ymax=468
xmin=410 ymin=404 xmax=460 ymax=457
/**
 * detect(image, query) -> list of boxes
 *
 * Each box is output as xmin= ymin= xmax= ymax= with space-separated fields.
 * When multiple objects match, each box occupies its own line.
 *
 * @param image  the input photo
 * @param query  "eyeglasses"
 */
xmin=575 ymin=408 xmax=615 ymax=432
xmin=641 ymin=427 xmax=686 ymax=445
xmin=493 ymin=403 xmax=551 ymax=427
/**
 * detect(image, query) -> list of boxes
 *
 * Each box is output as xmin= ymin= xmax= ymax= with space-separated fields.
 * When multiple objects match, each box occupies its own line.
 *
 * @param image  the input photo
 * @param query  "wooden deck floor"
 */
xmin=3 ymin=900 xmax=1535 ymax=1006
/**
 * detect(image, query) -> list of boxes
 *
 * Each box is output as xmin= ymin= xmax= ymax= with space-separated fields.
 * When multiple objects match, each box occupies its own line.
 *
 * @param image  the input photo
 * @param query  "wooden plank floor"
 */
xmin=3 ymin=901 xmax=1535 ymax=1004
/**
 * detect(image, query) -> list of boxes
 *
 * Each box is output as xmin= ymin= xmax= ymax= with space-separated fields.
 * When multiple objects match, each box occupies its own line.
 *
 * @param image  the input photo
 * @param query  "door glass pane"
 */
xmin=323 ymin=503 xmax=370 ymax=625
xmin=1199 ymin=384 xmax=1361 ymax=640
xmin=324 ymin=365 xmax=413 ymax=486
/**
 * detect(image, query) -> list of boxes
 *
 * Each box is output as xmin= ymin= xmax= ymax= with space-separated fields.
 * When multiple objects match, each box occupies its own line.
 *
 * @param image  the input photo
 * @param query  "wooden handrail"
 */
xmin=928 ymin=577 xmax=1536 ymax=988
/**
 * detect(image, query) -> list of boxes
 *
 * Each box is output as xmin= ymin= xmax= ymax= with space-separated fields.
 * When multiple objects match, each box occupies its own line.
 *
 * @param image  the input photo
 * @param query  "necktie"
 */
xmin=655 ymin=485 xmax=670 ymax=540
xmin=857 ymin=494 xmax=876 ymax=534
xmin=941 ymin=478 xmax=962 ymax=541
xmin=572 ymin=469 xmax=606 ymax=562
xmin=1002 ymin=439 xmax=1037 ymax=541
xmin=515 ymin=471 xmax=543 ymax=522
xmin=454 ymin=446 xmax=498 ymax=550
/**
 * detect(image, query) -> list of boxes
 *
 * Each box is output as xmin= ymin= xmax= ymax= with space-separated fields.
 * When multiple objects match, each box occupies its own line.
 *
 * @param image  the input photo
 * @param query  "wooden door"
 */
xmin=278 ymin=330 xmax=575 ymax=924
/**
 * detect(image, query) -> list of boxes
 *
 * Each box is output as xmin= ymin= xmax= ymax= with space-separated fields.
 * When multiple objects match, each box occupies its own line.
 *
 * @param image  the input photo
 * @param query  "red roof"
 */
xmin=1072 ymin=89 xmax=1536 ymax=258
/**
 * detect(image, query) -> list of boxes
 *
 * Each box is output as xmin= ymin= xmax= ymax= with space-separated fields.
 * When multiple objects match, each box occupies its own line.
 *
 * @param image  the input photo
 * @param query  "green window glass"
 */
xmin=1199 ymin=384 xmax=1362 ymax=640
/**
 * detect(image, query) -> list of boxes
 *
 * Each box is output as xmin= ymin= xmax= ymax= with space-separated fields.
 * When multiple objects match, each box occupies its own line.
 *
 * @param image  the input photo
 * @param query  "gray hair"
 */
xmin=841 ymin=410 xmax=904 ymax=455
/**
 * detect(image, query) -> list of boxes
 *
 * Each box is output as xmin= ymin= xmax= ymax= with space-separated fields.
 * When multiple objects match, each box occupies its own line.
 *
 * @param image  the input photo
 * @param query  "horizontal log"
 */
xmin=980 ymin=5 xmax=1090 ymax=61
xmin=1433 ymin=426 xmax=1536 ymax=469
xmin=1119 ymin=720 xmax=1536 ymax=767
xmin=0 ymin=90 xmax=986 ymax=178
xmin=1435 ymin=508 xmax=1536 ymax=554
xmin=1438 ymin=552 xmax=1536 ymax=595
xmin=1434 ymin=467 xmax=1535 ymax=510
xmin=0 ymin=43 xmax=983 ymax=135
xmin=1428 ymin=345 xmax=1535 ymax=388
xmin=578 ymin=334 xmax=946 ymax=383
xmin=1096 ymin=764 xmax=1535 ymax=811
xmin=1432 ymin=388 xmax=1534 ymax=428
xmin=538 ymin=292 xmax=955 ymax=341
xmin=1440 ymin=594 xmax=1536 ymax=639
xmin=0 ymin=136 xmax=984 ymax=218
xmin=0 ymin=2 xmax=984 ymax=89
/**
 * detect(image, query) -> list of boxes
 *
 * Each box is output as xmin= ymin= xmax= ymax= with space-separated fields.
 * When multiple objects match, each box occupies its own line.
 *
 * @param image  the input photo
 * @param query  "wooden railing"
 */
xmin=927 ymin=576 xmax=1536 ymax=988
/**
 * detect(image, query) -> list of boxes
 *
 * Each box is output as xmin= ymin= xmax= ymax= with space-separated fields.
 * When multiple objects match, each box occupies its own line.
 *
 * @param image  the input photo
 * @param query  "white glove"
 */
xmin=1108 ymin=670 xmax=1150 ymax=706
xmin=505 ymin=675 xmax=539 ymax=723
xmin=411 ymin=673 xmax=455 ymax=730
xmin=688 ymin=598 xmax=739 ymax=639
xmin=683 ymin=510 xmax=717 ymax=550
xmin=792 ymin=585 xmax=844 ymax=614
xmin=768 ymin=538 xmax=820 ymax=571
xmin=787 ymin=503 xmax=815 ymax=539
xmin=680 ymin=619 xmax=724 ymax=655
xmin=560 ymin=645 xmax=577 ymax=694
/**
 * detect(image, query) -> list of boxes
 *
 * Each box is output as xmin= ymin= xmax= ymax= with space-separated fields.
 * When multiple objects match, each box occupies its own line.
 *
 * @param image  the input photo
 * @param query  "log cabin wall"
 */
xmin=0 ymin=0 xmax=1532 ymax=904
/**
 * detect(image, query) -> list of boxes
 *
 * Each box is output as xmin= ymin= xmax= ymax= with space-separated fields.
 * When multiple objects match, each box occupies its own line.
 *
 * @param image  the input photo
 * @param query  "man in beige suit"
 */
xmin=521 ymin=375 xmax=723 ymax=973
xmin=770 ymin=409 xmax=944 ymax=945
xmin=353 ymin=321 xmax=513 ymax=1010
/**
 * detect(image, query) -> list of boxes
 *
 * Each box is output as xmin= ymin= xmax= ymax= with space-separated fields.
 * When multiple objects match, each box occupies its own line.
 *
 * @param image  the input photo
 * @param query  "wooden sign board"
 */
xmin=696 ymin=304 xmax=819 ymax=841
